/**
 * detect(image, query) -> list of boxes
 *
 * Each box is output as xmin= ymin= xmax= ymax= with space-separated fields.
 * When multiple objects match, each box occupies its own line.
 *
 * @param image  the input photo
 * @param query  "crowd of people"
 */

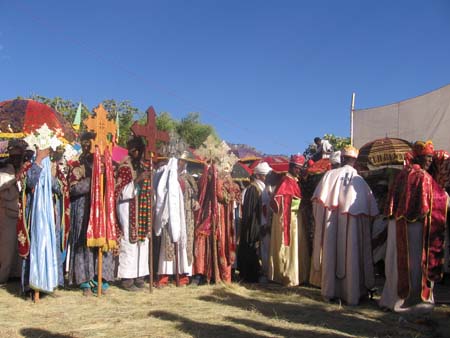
xmin=0 ymin=131 xmax=449 ymax=317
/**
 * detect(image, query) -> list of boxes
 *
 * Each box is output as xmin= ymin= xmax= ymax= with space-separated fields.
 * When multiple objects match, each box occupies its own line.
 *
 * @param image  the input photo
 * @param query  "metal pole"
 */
xmin=350 ymin=92 xmax=356 ymax=146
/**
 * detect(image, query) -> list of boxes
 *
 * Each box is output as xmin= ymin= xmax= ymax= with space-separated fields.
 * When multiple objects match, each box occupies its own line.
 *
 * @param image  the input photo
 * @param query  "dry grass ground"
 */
xmin=1 ymin=281 xmax=449 ymax=338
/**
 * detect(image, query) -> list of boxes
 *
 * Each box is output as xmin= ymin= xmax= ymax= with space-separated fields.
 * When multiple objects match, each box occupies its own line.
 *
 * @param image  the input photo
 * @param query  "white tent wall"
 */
xmin=353 ymin=84 xmax=450 ymax=150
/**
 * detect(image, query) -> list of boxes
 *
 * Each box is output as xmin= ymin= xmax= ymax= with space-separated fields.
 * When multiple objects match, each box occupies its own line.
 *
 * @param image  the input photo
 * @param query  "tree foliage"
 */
xmin=176 ymin=112 xmax=216 ymax=149
xmin=156 ymin=112 xmax=177 ymax=132
xmin=303 ymin=133 xmax=351 ymax=159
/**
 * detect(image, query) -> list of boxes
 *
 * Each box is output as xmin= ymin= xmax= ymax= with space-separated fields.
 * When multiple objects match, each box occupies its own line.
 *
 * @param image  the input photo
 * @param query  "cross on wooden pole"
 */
xmin=84 ymin=104 xmax=116 ymax=154
xmin=131 ymin=106 xmax=169 ymax=160
xmin=131 ymin=106 xmax=169 ymax=293
xmin=83 ymin=104 xmax=116 ymax=297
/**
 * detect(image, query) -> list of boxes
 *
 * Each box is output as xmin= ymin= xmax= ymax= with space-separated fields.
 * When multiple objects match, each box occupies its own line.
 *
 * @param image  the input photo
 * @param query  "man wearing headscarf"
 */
xmin=329 ymin=151 xmax=341 ymax=169
xmin=268 ymin=154 xmax=306 ymax=286
xmin=67 ymin=132 xmax=115 ymax=295
xmin=115 ymin=136 xmax=150 ymax=291
xmin=311 ymin=145 xmax=378 ymax=305
xmin=0 ymin=140 xmax=26 ymax=283
xmin=380 ymin=141 xmax=448 ymax=314
xmin=237 ymin=162 xmax=272 ymax=282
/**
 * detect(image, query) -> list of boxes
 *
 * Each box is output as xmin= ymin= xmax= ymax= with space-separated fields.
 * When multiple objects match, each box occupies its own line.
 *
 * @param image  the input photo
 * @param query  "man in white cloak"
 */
xmin=311 ymin=145 xmax=378 ymax=305
xmin=116 ymin=137 xmax=150 ymax=291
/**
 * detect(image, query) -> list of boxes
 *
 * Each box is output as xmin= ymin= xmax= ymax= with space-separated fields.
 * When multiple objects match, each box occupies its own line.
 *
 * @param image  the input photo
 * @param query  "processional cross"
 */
xmin=130 ymin=106 xmax=169 ymax=293
xmin=82 ymin=104 xmax=116 ymax=297
xmin=84 ymin=104 xmax=117 ymax=152
xmin=131 ymin=106 xmax=169 ymax=159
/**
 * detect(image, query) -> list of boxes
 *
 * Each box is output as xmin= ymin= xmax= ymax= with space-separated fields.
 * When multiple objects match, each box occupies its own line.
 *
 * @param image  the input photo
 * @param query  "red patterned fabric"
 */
xmin=386 ymin=164 xmax=447 ymax=300
xmin=86 ymin=147 xmax=118 ymax=250
xmin=271 ymin=174 xmax=301 ymax=246
xmin=194 ymin=164 xmax=240 ymax=282
xmin=87 ymin=148 xmax=106 ymax=247
xmin=16 ymin=161 xmax=33 ymax=257
xmin=104 ymin=148 xmax=118 ymax=250
xmin=114 ymin=157 xmax=151 ymax=243
xmin=137 ymin=161 xmax=152 ymax=241
xmin=195 ymin=164 xmax=219 ymax=237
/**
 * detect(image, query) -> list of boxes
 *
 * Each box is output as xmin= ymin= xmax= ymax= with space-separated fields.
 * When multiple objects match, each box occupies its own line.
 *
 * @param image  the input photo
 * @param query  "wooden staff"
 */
xmin=98 ymin=161 xmax=104 ymax=297
xmin=97 ymin=247 xmax=103 ymax=296
xmin=148 ymin=154 xmax=154 ymax=293
xmin=175 ymin=243 xmax=180 ymax=287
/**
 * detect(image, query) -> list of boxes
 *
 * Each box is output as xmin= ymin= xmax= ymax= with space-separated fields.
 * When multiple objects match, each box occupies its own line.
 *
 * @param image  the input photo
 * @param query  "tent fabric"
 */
xmin=353 ymin=84 xmax=450 ymax=151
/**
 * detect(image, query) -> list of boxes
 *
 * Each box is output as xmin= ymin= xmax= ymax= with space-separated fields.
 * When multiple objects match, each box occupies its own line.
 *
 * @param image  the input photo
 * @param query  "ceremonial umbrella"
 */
xmin=357 ymin=137 xmax=412 ymax=170
xmin=0 ymin=99 xmax=76 ymax=142
xmin=251 ymin=155 xmax=290 ymax=173
xmin=231 ymin=162 xmax=252 ymax=181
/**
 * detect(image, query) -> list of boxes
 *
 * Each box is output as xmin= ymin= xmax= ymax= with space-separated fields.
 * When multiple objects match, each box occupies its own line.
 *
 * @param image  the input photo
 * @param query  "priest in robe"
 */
xmin=67 ymin=132 xmax=115 ymax=295
xmin=154 ymin=157 xmax=191 ymax=286
xmin=0 ymin=140 xmax=26 ymax=284
xmin=269 ymin=154 xmax=306 ymax=286
xmin=115 ymin=136 xmax=150 ymax=291
xmin=311 ymin=146 xmax=378 ymax=305
xmin=237 ymin=161 xmax=272 ymax=282
xmin=21 ymin=146 xmax=59 ymax=294
xmin=380 ymin=141 xmax=448 ymax=314
xmin=194 ymin=161 xmax=241 ymax=283
xmin=178 ymin=152 xmax=200 ymax=281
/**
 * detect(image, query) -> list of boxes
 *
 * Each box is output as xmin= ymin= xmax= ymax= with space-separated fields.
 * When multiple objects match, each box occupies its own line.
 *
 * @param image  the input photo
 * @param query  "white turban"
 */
xmin=329 ymin=151 xmax=341 ymax=165
xmin=253 ymin=162 xmax=272 ymax=175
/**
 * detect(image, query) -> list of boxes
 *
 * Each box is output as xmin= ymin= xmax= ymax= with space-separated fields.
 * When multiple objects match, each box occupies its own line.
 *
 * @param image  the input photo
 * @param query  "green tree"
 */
xmin=176 ymin=112 xmax=216 ymax=148
xmin=303 ymin=133 xmax=350 ymax=160
xmin=156 ymin=112 xmax=178 ymax=132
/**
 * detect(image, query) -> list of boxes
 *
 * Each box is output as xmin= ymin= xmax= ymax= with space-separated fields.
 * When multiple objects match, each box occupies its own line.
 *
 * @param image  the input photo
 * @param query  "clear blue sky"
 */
xmin=1 ymin=0 xmax=449 ymax=155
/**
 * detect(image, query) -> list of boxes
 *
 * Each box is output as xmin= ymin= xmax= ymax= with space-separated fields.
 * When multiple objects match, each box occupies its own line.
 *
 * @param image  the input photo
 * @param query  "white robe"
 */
xmin=154 ymin=158 xmax=191 ymax=276
xmin=311 ymin=165 xmax=378 ymax=305
xmin=117 ymin=181 xmax=149 ymax=279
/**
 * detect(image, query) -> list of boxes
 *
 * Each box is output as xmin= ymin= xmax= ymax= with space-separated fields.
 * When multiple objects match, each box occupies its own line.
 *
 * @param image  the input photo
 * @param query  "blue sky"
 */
xmin=1 ymin=0 xmax=449 ymax=155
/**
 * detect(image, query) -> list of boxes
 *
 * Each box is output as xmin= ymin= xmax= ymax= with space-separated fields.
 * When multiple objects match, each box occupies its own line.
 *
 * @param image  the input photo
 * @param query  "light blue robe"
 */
xmin=28 ymin=157 xmax=58 ymax=293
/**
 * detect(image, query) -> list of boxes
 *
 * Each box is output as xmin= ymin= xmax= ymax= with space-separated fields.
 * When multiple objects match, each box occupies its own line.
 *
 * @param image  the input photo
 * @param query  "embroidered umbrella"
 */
xmin=357 ymin=137 xmax=412 ymax=170
xmin=250 ymin=155 xmax=290 ymax=173
xmin=231 ymin=162 xmax=252 ymax=181
xmin=0 ymin=99 xmax=76 ymax=142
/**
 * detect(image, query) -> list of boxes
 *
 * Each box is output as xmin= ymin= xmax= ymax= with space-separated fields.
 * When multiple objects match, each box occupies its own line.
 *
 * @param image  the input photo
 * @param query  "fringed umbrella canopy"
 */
xmin=357 ymin=137 xmax=412 ymax=170
xmin=231 ymin=162 xmax=252 ymax=181
xmin=0 ymin=99 xmax=76 ymax=142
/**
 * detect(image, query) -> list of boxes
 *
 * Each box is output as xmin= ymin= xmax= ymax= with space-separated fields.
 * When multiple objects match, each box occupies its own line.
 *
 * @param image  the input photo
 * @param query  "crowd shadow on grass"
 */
xmin=148 ymin=310 xmax=268 ymax=338
xmin=198 ymin=288 xmax=437 ymax=338
xmin=20 ymin=328 xmax=79 ymax=338
xmin=240 ymin=282 xmax=325 ymax=302
xmin=0 ymin=278 xmax=23 ymax=298
xmin=227 ymin=316 xmax=345 ymax=338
